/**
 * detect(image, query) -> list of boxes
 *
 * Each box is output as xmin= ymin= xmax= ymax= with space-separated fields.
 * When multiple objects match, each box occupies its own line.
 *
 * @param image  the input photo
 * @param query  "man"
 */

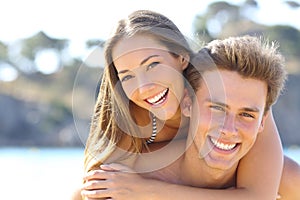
xmin=177 ymin=35 xmax=286 ymax=189
xmin=81 ymin=35 xmax=300 ymax=200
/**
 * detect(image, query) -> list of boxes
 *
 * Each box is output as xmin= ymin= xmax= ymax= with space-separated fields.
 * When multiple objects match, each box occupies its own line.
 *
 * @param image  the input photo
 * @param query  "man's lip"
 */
xmin=209 ymin=136 xmax=239 ymax=152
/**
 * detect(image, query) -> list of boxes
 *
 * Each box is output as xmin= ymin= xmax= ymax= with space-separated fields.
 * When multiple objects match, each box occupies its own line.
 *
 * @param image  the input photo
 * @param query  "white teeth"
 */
xmin=146 ymin=89 xmax=168 ymax=105
xmin=210 ymin=137 xmax=237 ymax=151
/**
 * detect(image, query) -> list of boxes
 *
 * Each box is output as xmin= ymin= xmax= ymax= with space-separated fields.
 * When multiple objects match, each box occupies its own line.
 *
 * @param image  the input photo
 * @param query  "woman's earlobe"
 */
xmin=181 ymin=89 xmax=192 ymax=117
xmin=182 ymin=103 xmax=192 ymax=117
xmin=181 ymin=54 xmax=190 ymax=70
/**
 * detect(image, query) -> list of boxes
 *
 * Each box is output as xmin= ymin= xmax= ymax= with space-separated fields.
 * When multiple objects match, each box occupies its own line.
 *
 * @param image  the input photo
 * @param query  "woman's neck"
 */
xmin=154 ymin=108 xmax=189 ymax=142
xmin=131 ymin=103 xmax=189 ymax=142
xmin=163 ymin=108 xmax=189 ymax=129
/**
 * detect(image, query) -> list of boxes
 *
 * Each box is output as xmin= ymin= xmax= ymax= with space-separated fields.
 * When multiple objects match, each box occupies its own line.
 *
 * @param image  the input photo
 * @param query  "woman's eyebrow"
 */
xmin=140 ymin=55 xmax=160 ymax=66
xmin=118 ymin=55 xmax=160 ymax=75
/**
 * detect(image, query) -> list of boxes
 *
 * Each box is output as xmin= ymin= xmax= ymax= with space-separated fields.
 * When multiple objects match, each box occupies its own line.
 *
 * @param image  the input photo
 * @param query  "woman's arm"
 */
xmin=81 ymin=163 xmax=280 ymax=200
xmin=236 ymin=110 xmax=283 ymax=198
xmin=81 ymin=111 xmax=283 ymax=200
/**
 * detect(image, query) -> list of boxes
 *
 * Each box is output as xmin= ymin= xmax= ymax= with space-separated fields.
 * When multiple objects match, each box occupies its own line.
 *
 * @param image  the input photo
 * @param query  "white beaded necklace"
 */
xmin=146 ymin=113 xmax=157 ymax=144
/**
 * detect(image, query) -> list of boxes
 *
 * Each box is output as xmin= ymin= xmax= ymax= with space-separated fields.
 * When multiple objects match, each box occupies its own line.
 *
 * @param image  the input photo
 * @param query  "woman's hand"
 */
xmin=81 ymin=163 xmax=158 ymax=200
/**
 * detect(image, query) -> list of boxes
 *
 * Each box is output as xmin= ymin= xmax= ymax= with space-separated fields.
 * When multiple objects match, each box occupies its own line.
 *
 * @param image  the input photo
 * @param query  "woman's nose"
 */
xmin=135 ymin=73 xmax=155 ymax=94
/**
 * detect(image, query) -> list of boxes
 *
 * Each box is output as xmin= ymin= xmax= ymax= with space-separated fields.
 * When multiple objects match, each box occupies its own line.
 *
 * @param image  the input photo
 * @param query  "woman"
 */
xmin=81 ymin=10 xmax=284 ymax=199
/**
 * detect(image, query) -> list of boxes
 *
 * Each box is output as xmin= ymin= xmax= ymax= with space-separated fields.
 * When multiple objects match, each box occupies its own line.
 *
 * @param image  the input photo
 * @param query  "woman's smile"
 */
xmin=113 ymin=34 xmax=188 ymax=120
xmin=144 ymin=88 xmax=169 ymax=106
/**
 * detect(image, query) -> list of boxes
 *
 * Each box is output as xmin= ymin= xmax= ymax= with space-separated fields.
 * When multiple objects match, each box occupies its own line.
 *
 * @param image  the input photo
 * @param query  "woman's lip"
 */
xmin=144 ymin=88 xmax=169 ymax=106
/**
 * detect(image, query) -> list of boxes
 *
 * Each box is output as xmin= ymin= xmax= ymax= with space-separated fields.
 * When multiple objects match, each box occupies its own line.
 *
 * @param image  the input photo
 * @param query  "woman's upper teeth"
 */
xmin=146 ymin=89 xmax=168 ymax=104
xmin=210 ymin=137 xmax=237 ymax=151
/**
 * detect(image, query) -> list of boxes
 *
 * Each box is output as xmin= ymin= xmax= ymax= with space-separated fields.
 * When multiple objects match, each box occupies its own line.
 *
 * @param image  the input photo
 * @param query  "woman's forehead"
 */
xmin=112 ymin=34 xmax=168 ymax=60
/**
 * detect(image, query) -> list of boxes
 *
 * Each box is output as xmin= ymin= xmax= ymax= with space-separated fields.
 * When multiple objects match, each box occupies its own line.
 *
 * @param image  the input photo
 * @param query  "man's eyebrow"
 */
xmin=206 ymin=99 xmax=261 ymax=112
xmin=117 ymin=55 xmax=160 ymax=75
xmin=241 ymin=107 xmax=260 ymax=113
xmin=206 ymin=99 xmax=229 ymax=108
xmin=118 ymin=69 xmax=129 ymax=75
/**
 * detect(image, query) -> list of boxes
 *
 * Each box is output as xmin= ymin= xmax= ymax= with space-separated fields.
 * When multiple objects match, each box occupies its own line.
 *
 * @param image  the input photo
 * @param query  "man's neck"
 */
xmin=180 ymin=142 xmax=237 ymax=188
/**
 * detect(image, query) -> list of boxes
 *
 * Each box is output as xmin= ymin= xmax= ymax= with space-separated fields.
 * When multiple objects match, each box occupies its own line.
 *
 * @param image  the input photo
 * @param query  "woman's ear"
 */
xmin=181 ymin=88 xmax=192 ymax=117
xmin=180 ymin=54 xmax=190 ymax=70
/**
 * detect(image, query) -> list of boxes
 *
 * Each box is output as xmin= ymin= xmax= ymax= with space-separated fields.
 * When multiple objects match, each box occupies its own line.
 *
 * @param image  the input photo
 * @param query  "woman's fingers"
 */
xmin=82 ymin=166 xmax=138 ymax=199
xmin=81 ymin=188 xmax=111 ymax=199
xmin=83 ymin=169 xmax=111 ymax=181
xmin=83 ymin=179 xmax=109 ymax=190
xmin=82 ymin=179 xmax=114 ymax=199
xmin=101 ymin=163 xmax=135 ymax=173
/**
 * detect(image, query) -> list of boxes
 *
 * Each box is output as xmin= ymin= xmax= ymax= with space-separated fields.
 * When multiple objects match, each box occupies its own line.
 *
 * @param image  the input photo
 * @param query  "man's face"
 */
xmin=189 ymin=69 xmax=268 ymax=171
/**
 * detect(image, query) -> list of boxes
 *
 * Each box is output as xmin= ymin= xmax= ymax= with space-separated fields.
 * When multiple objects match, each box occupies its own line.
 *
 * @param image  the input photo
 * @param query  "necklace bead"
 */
xmin=146 ymin=113 xmax=157 ymax=144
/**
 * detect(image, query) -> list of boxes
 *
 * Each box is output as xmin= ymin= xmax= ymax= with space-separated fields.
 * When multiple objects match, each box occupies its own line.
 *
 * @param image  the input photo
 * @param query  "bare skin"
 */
xmin=278 ymin=156 xmax=300 ymax=199
xmin=81 ymin=70 xmax=295 ymax=200
xmin=81 ymin=155 xmax=299 ymax=200
xmin=78 ymin=35 xmax=288 ymax=199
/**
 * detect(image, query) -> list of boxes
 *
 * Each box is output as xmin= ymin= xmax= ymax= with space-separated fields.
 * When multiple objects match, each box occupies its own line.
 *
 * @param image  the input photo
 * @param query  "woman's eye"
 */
xmin=147 ymin=62 xmax=159 ymax=70
xmin=210 ymin=105 xmax=225 ymax=112
xmin=121 ymin=75 xmax=134 ymax=82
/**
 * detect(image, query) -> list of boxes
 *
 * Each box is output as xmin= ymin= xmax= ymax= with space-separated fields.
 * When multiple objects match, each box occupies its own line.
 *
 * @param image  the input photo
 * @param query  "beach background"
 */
xmin=0 ymin=147 xmax=299 ymax=200
xmin=1 ymin=0 xmax=300 ymax=199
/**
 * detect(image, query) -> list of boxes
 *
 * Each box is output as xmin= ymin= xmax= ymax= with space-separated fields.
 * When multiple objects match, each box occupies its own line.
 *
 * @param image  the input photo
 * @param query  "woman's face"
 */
xmin=112 ymin=34 xmax=189 ymax=120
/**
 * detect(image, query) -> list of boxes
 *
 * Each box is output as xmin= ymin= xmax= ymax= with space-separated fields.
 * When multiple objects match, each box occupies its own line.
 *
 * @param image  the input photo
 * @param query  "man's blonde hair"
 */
xmin=187 ymin=35 xmax=287 ymax=113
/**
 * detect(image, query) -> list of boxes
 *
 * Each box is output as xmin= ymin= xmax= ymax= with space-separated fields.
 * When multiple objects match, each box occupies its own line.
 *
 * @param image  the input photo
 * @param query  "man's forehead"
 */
xmin=196 ymin=69 xmax=267 ymax=112
xmin=198 ymin=70 xmax=226 ymax=99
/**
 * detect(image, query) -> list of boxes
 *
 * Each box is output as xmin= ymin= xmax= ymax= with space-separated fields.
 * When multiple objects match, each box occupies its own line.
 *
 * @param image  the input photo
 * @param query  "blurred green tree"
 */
xmin=285 ymin=0 xmax=300 ymax=8
xmin=193 ymin=0 xmax=300 ymax=73
xmin=21 ymin=31 xmax=68 ymax=60
xmin=266 ymin=25 xmax=300 ymax=59
xmin=0 ymin=41 xmax=8 ymax=60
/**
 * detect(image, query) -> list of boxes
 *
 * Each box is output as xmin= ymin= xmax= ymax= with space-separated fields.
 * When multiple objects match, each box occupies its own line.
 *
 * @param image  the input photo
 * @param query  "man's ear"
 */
xmin=180 ymin=54 xmax=190 ymax=70
xmin=258 ymin=111 xmax=269 ymax=133
xmin=181 ymin=88 xmax=192 ymax=117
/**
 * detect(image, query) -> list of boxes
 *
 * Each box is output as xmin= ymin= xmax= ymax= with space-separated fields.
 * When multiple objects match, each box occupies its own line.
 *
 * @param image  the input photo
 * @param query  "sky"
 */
xmin=1 ymin=0 xmax=300 ymax=45
xmin=0 ymin=0 xmax=299 ymax=76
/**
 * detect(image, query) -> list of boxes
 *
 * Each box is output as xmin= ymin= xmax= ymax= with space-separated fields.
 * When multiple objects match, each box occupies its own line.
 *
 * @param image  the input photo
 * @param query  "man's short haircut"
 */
xmin=187 ymin=35 xmax=287 ymax=112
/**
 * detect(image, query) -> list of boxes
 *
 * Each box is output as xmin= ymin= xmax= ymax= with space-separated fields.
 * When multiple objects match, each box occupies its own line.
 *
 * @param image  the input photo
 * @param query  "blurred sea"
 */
xmin=0 ymin=148 xmax=84 ymax=200
xmin=0 ymin=147 xmax=299 ymax=200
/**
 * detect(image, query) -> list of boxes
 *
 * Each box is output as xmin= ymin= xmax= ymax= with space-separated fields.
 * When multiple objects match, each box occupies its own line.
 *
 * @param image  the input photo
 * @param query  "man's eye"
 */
xmin=240 ymin=112 xmax=255 ymax=119
xmin=147 ymin=62 xmax=159 ymax=70
xmin=210 ymin=105 xmax=225 ymax=112
xmin=121 ymin=75 xmax=134 ymax=82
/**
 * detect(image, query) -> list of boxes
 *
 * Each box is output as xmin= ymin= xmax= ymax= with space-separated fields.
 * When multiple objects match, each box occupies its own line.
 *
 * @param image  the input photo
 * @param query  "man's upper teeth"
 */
xmin=147 ymin=89 xmax=168 ymax=104
xmin=210 ymin=137 xmax=236 ymax=151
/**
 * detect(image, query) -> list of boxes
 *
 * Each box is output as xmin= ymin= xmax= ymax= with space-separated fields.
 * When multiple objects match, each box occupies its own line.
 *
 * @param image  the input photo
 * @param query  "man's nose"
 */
xmin=219 ymin=113 xmax=238 ymax=137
